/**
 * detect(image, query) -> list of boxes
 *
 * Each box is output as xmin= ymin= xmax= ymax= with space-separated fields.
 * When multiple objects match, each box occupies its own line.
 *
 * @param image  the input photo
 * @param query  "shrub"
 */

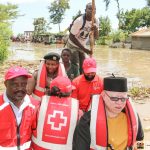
xmin=110 ymin=30 xmax=128 ymax=43
xmin=0 ymin=23 xmax=12 ymax=62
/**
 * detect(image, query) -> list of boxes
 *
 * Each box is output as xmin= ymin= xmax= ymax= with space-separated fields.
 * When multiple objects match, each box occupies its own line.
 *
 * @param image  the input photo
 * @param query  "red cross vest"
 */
xmin=90 ymin=95 xmax=138 ymax=150
xmin=31 ymin=95 xmax=79 ymax=150
xmin=32 ymin=61 xmax=67 ymax=101
xmin=0 ymin=94 xmax=39 ymax=150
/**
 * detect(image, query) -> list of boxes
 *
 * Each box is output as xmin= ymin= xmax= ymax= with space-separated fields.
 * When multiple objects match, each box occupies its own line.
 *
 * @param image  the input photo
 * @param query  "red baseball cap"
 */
xmin=82 ymin=57 xmax=97 ymax=73
xmin=50 ymin=76 xmax=75 ymax=93
xmin=5 ymin=66 xmax=32 ymax=81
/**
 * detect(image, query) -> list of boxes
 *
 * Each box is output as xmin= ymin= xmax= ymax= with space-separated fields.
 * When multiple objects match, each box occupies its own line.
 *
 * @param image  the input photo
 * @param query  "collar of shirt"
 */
xmin=4 ymin=91 xmax=31 ymax=112
xmin=3 ymin=91 xmax=31 ymax=125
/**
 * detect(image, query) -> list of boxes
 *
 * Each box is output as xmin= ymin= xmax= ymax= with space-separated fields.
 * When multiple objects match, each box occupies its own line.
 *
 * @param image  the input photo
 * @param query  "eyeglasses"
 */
xmin=105 ymin=92 xmax=128 ymax=102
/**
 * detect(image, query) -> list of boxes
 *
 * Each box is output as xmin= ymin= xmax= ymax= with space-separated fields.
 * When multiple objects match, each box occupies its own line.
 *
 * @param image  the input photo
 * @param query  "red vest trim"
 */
xmin=32 ymin=95 xmax=78 ymax=150
xmin=33 ymin=61 xmax=67 ymax=101
xmin=0 ymin=94 xmax=39 ymax=149
xmin=125 ymin=98 xmax=138 ymax=147
xmin=90 ymin=95 xmax=138 ymax=150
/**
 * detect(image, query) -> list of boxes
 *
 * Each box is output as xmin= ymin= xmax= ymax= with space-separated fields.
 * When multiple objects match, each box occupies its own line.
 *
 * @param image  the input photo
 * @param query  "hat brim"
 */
xmin=6 ymin=74 xmax=32 ymax=81
xmin=83 ymin=68 xmax=96 ymax=74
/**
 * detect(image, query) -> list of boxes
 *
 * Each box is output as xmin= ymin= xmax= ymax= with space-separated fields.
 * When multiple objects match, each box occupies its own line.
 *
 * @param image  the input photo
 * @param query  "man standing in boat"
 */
xmin=66 ymin=2 xmax=99 ymax=74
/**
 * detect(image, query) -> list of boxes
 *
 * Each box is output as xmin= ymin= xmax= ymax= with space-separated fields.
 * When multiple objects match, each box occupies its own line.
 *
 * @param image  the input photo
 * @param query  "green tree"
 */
xmin=0 ymin=3 xmax=18 ymax=62
xmin=98 ymin=16 xmax=111 ymax=45
xmin=103 ymin=0 xmax=122 ymax=28
xmin=48 ymin=0 xmax=70 ymax=32
xmin=0 ymin=23 xmax=12 ymax=62
xmin=0 ymin=3 xmax=18 ymax=21
xmin=32 ymin=17 xmax=47 ymax=42
xmin=110 ymin=29 xmax=126 ymax=43
xmin=120 ymin=7 xmax=150 ymax=32
xmin=33 ymin=17 xmax=47 ymax=34
xmin=99 ymin=16 xmax=111 ymax=37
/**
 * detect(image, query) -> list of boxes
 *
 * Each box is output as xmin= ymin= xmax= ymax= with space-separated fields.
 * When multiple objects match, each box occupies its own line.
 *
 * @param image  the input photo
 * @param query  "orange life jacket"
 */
xmin=31 ymin=95 xmax=79 ymax=150
xmin=90 ymin=95 xmax=138 ymax=150
xmin=32 ymin=61 xmax=66 ymax=101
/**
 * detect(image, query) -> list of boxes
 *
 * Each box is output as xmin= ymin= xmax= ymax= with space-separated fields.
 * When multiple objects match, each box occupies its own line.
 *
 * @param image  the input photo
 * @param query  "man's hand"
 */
xmin=91 ymin=23 xmax=99 ymax=39
xmin=91 ymin=23 xmax=98 ymax=31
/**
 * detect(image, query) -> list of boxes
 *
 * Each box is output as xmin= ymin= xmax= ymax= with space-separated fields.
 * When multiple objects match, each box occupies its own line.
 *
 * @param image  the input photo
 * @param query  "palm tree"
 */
xmin=103 ymin=0 xmax=110 ymax=10
xmin=146 ymin=0 xmax=150 ymax=6
xmin=103 ymin=0 xmax=121 ymax=29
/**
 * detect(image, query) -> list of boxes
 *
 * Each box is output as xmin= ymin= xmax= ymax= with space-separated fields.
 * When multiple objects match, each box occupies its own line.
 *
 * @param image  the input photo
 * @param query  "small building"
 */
xmin=131 ymin=28 xmax=150 ymax=50
xmin=43 ymin=34 xmax=55 ymax=45
xmin=24 ymin=31 xmax=33 ymax=41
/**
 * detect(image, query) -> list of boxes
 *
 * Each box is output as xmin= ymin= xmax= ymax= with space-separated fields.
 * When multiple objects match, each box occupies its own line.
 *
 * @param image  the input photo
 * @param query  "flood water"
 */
xmin=9 ymin=42 xmax=150 ymax=87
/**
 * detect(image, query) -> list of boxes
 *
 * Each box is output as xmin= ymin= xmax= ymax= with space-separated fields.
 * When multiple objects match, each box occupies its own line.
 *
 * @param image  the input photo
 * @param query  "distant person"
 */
xmin=31 ymin=76 xmax=79 ymax=150
xmin=0 ymin=66 xmax=39 ymax=149
xmin=72 ymin=57 xmax=103 ymax=112
xmin=66 ymin=2 xmax=99 ymax=74
xmin=61 ymin=48 xmax=79 ymax=80
xmin=73 ymin=76 xmax=144 ymax=150
xmin=27 ymin=52 xmax=66 ymax=101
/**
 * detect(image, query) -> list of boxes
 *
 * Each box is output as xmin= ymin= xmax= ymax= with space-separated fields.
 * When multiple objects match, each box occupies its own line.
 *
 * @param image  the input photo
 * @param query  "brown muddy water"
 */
xmin=8 ymin=42 xmax=150 ymax=88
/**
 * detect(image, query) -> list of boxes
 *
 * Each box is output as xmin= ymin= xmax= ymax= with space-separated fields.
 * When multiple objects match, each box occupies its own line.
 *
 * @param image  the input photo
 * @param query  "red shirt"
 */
xmin=72 ymin=75 xmax=103 ymax=111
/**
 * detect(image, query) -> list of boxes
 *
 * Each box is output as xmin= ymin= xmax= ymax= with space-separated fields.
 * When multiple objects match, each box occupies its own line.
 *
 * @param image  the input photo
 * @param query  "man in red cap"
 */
xmin=31 ymin=76 xmax=79 ymax=150
xmin=0 ymin=66 xmax=39 ymax=149
xmin=72 ymin=57 xmax=103 ymax=112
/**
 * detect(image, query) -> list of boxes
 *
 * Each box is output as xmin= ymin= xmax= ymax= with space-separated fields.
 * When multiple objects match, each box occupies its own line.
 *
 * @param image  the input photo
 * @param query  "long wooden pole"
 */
xmin=90 ymin=0 xmax=95 ymax=57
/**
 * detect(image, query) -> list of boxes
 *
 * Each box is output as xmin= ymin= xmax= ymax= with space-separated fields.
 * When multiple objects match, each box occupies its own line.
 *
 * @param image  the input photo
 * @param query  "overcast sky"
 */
xmin=1 ymin=0 xmax=146 ymax=35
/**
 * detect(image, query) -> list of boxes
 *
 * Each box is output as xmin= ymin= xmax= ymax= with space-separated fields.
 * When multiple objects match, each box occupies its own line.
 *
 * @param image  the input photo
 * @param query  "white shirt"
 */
xmin=68 ymin=15 xmax=99 ymax=47
xmin=4 ymin=91 xmax=31 ymax=125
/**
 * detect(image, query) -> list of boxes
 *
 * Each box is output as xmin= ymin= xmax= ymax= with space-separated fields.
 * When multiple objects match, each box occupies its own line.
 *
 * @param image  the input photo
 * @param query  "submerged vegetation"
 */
xmin=129 ymin=87 xmax=150 ymax=100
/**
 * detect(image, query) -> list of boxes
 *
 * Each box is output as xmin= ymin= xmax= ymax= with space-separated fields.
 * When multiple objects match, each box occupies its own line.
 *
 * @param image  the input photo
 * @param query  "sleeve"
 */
xmin=71 ymin=79 xmax=78 ymax=99
xmin=136 ymin=114 xmax=144 ymax=141
xmin=70 ymin=16 xmax=84 ymax=35
xmin=72 ymin=111 xmax=91 ymax=150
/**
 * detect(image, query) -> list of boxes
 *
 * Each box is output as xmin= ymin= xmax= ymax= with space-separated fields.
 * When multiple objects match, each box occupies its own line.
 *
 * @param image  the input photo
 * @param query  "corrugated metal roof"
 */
xmin=131 ymin=28 xmax=150 ymax=37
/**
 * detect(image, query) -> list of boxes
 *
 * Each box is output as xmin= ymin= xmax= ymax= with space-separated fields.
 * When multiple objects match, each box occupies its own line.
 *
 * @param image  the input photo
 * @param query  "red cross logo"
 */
xmin=47 ymin=110 xmax=67 ymax=131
